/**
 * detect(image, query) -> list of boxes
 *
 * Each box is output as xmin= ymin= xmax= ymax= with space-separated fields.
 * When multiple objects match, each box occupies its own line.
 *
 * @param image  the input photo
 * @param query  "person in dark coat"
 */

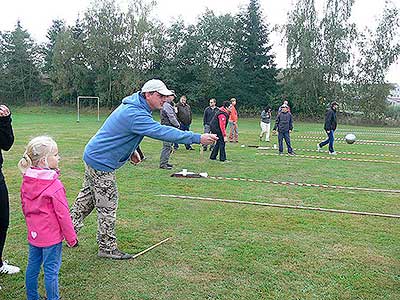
xmin=273 ymin=104 xmax=295 ymax=155
xmin=210 ymin=101 xmax=232 ymax=162
xmin=318 ymin=101 xmax=338 ymax=155
xmin=175 ymin=95 xmax=194 ymax=150
xmin=202 ymin=98 xmax=218 ymax=151
xmin=0 ymin=105 xmax=20 ymax=275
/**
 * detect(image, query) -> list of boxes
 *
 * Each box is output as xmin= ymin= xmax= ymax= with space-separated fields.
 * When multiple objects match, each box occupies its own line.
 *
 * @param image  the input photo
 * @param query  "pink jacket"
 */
xmin=20 ymin=168 xmax=77 ymax=247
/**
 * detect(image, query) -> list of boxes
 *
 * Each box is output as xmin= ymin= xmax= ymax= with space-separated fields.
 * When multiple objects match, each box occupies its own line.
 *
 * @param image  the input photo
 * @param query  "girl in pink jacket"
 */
xmin=18 ymin=136 xmax=77 ymax=300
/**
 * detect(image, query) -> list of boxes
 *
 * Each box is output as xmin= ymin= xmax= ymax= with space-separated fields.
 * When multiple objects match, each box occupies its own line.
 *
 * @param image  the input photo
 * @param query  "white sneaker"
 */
xmin=0 ymin=261 xmax=20 ymax=274
xmin=329 ymin=151 xmax=337 ymax=155
xmin=317 ymin=144 xmax=321 ymax=152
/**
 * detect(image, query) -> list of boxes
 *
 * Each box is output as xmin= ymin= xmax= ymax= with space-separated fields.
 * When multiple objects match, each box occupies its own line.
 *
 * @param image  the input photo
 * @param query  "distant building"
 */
xmin=387 ymin=83 xmax=400 ymax=106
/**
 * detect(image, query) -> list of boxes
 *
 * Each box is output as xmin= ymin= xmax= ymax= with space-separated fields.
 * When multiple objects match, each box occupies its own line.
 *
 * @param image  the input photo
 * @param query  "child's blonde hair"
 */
xmin=18 ymin=136 xmax=57 ymax=173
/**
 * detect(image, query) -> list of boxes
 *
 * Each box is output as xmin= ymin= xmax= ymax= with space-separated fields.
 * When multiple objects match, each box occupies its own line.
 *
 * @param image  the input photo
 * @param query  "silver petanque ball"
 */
xmin=345 ymin=133 xmax=356 ymax=144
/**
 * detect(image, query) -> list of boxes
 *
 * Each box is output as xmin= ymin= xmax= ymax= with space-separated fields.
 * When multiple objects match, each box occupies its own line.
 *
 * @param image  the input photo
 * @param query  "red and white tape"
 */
xmin=207 ymin=174 xmax=400 ymax=194
xmin=157 ymin=194 xmax=400 ymax=219
xmin=292 ymin=137 xmax=400 ymax=147
xmin=257 ymin=146 xmax=400 ymax=158
xmin=258 ymin=152 xmax=400 ymax=165
xmin=303 ymin=131 xmax=400 ymax=136
xmin=295 ymin=135 xmax=400 ymax=145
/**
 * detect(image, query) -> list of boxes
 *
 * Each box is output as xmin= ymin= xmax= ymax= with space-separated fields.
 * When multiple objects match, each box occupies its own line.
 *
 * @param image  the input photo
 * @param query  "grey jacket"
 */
xmin=160 ymin=102 xmax=180 ymax=128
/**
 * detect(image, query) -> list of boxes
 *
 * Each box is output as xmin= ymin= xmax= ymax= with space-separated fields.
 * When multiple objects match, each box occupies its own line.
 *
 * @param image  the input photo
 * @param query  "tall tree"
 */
xmin=231 ymin=0 xmax=278 ymax=109
xmin=320 ymin=0 xmax=356 ymax=102
xmin=354 ymin=0 xmax=400 ymax=118
xmin=0 ymin=21 xmax=41 ymax=104
xmin=285 ymin=0 xmax=325 ymax=114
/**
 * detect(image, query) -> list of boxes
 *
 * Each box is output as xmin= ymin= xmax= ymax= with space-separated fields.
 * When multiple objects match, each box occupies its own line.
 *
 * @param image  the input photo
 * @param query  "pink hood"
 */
xmin=21 ymin=168 xmax=77 ymax=247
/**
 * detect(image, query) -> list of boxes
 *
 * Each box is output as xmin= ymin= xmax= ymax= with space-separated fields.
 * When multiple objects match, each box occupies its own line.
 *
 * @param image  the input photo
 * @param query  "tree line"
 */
xmin=0 ymin=0 xmax=399 ymax=119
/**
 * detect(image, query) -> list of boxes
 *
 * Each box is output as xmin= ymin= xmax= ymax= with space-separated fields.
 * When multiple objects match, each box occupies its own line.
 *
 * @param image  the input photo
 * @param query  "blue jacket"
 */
xmin=83 ymin=92 xmax=201 ymax=171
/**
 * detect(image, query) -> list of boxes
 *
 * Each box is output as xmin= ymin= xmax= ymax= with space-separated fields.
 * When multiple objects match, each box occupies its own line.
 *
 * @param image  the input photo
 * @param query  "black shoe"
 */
xmin=166 ymin=163 xmax=173 ymax=168
xmin=160 ymin=165 xmax=172 ymax=170
xmin=288 ymin=152 xmax=296 ymax=156
xmin=279 ymin=152 xmax=284 ymax=155
xmin=187 ymin=147 xmax=195 ymax=150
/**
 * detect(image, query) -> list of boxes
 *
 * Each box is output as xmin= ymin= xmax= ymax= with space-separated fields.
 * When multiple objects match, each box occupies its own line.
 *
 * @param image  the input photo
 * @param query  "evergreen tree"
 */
xmin=0 ymin=21 xmax=41 ymax=104
xmin=231 ymin=0 xmax=279 ymax=109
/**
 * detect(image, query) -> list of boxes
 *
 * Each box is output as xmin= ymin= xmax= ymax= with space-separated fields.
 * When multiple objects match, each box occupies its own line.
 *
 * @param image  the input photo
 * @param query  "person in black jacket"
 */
xmin=272 ymin=104 xmax=295 ymax=155
xmin=0 ymin=105 xmax=20 ymax=275
xmin=202 ymin=98 xmax=218 ymax=151
xmin=210 ymin=101 xmax=231 ymax=162
xmin=175 ymin=95 xmax=194 ymax=150
xmin=318 ymin=101 xmax=338 ymax=155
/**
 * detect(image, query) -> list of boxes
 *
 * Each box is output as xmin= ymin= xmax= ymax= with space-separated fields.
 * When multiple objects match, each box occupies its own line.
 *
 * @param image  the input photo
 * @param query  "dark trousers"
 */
xmin=319 ymin=130 xmax=335 ymax=153
xmin=278 ymin=131 xmax=293 ymax=153
xmin=0 ymin=172 xmax=9 ymax=266
xmin=210 ymin=133 xmax=226 ymax=161
xmin=174 ymin=123 xmax=192 ymax=149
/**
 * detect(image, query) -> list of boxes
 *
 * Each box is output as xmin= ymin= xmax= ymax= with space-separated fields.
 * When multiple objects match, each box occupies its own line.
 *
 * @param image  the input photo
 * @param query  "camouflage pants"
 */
xmin=70 ymin=163 xmax=119 ymax=251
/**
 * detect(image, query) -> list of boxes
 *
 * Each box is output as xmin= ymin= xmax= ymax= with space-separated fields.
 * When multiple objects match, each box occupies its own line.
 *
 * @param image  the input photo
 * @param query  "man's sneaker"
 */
xmin=160 ymin=165 xmax=172 ymax=170
xmin=166 ymin=163 xmax=173 ymax=168
xmin=288 ymin=152 xmax=296 ymax=156
xmin=329 ymin=151 xmax=337 ymax=155
xmin=279 ymin=152 xmax=284 ymax=155
xmin=317 ymin=144 xmax=322 ymax=152
xmin=0 ymin=261 xmax=20 ymax=274
xmin=98 ymin=249 xmax=132 ymax=259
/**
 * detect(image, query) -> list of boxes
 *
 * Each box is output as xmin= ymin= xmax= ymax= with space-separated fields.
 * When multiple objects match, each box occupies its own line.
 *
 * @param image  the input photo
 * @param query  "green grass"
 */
xmin=1 ymin=110 xmax=399 ymax=299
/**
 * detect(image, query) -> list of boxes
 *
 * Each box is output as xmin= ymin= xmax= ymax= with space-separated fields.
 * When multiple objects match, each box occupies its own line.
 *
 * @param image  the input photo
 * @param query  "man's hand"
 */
xmin=0 ymin=105 xmax=11 ymax=117
xmin=200 ymin=133 xmax=218 ymax=145
xmin=289 ymin=130 xmax=292 ymax=134
xmin=326 ymin=130 xmax=330 ymax=134
xmin=130 ymin=150 xmax=142 ymax=165
xmin=224 ymin=136 xmax=228 ymax=142
xmin=272 ymin=130 xmax=277 ymax=135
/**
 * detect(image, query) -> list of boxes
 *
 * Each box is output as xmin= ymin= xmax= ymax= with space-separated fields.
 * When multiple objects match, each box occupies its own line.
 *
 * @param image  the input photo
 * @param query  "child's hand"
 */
xmin=68 ymin=240 xmax=79 ymax=248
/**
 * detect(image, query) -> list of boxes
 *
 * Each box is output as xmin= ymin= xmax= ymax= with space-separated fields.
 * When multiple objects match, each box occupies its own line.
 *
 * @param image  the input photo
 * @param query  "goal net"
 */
xmin=77 ymin=96 xmax=100 ymax=122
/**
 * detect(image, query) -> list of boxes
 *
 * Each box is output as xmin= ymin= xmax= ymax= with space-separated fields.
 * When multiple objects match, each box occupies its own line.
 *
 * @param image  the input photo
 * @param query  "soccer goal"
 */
xmin=77 ymin=96 xmax=100 ymax=122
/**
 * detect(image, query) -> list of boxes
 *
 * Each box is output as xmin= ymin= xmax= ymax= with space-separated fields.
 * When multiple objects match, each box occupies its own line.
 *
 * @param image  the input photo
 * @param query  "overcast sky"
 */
xmin=1 ymin=0 xmax=399 ymax=83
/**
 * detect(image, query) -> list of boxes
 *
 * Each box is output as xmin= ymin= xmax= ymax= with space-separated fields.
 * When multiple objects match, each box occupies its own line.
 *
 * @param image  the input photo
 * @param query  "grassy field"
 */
xmin=1 ymin=109 xmax=399 ymax=299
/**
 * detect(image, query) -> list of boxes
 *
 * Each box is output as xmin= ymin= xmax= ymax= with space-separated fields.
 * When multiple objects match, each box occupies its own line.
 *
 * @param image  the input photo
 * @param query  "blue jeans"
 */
xmin=26 ymin=242 xmax=62 ymax=300
xmin=174 ymin=123 xmax=192 ymax=149
xmin=319 ymin=130 xmax=335 ymax=153
xmin=278 ymin=131 xmax=293 ymax=153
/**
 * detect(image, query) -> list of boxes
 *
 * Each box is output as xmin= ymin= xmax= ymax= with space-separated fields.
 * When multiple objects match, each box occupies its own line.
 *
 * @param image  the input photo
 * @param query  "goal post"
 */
xmin=77 ymin=96 xmax=100 ymax=122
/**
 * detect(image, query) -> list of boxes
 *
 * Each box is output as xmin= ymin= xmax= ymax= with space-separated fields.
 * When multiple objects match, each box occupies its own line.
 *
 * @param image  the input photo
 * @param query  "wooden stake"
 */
xmin=132 ymin=237 xmax=172 ymax=260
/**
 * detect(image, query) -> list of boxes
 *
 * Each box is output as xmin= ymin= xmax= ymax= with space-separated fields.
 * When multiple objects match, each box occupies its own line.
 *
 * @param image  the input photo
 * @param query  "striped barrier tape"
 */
xmin=257 ymin=146 xmax=400 ymax=158
xmin=258 ymin=152 xmax=400 ymax=165
xmin=303 ymin=131 xmax=400 ymax=136
xmin=295 ymin=135 xmax=400 ymax=144
xmin=292 ymin=138 xmax=400 ymax=146
xmin=157 ymin=194 xmax=400 ymax=219
xmin=206 ymin=174 xmax=400 ymax=193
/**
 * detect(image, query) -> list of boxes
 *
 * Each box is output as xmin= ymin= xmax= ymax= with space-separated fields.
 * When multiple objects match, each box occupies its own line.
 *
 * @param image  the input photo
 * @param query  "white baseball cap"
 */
xmin=141 ymin=79 xmax=174 ymax=96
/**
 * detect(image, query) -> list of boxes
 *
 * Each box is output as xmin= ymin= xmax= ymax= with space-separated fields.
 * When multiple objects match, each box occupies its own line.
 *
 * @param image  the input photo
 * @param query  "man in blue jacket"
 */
xmin=70 ymin=79 xmax=217 ymax=259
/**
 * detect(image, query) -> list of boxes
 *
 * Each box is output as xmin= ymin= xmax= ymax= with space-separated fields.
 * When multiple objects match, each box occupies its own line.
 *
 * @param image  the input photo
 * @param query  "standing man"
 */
xmin=159 ymin=92 xmax=180 ymax=169
xmin=175 ymin=95 xmax=194 ymax=150
xmin=210 ymin=101 xmax=232 ymax=162
xmin=70 ymin=79 xmax=217 ymax=259
xmin=228 ymin=98 xmax=238 ymax=142
xmin=318 ymin=101 xmax=338 ymax=155
xmin=0 ymin=105 xmax=20 ymax=275
xmin=202 ymin=98 xmax=218 ymax=151
xmin=273 ymin=104 xmax=295 ymax=155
